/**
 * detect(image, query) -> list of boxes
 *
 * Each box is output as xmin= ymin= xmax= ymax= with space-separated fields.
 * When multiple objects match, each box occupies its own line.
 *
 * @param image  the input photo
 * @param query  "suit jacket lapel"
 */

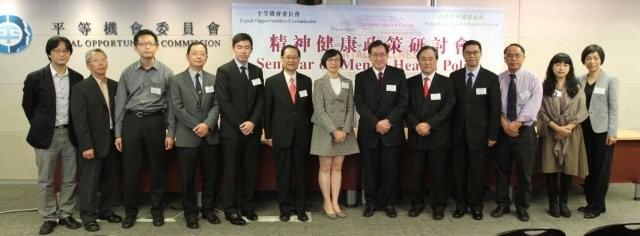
xmin=277 ymin=72 xmax=295 ymax=108
xmin=87 ymin=76 xmax=108 ymax=108
xmin=181 ymin=70 xmax=200 ymax=102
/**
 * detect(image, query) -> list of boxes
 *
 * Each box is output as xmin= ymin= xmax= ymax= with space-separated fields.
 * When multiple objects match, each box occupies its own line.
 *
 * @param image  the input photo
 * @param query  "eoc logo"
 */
xmin=0 ymin=15 xmax=32 ymax=54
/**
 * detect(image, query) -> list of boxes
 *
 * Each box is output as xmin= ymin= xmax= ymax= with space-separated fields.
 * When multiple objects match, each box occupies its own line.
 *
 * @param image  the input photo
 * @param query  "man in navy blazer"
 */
xmin=355 ymin=40 xmax=408 ymax=218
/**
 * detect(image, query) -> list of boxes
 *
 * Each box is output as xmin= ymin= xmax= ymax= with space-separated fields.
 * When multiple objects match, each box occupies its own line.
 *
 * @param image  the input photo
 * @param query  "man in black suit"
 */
xmin=215 ymin=33 xmax=264 ymax=226
xmin=405 ymin=46 xmax=455 ymax=220
xmin=22 ymin=36 xmax=83 ymax=235
xmin=264 ymin=45 xmax=313 ymax=222
xmin=169 ymin=42 xmax=221 ymax=229
xmin=355 ymin=40 xmax=408 ymax=218
xmin=450 ymin=40 xmax=501 ymax=220
xmin=70 ymin=48 xmax=123 ymax=232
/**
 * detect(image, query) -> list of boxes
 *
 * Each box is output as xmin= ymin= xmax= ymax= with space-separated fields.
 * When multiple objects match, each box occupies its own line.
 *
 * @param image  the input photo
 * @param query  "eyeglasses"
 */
xmin=282 ymin=56 xmax=299 ymax=61
xmin=51 ymin=48 xmax=70 ymax=54
xmin=505 ymin=54 xmax=523 ymax=59
xmin=88 ymin=58 xmax=108 ymax=64
xmin=136 ymin=42 xmax=158 ymax=47
xmin=327 ymin=58 xmax=342 ymax=63
xmin=370 ymin=53 xmax=388 ymax=58
xmin=464 ymin=51 xmax=481 ymax=56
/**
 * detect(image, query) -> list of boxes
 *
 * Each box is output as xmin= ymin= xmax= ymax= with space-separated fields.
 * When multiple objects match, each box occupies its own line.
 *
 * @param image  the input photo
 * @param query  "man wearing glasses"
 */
xmin=114 ymin=29 xmax=175 ymax=229
xmin=22 ymin=36 xmax=83 ymax=235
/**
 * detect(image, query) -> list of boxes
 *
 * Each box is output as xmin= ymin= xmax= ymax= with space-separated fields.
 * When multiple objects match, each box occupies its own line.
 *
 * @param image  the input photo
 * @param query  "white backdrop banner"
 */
xmin=232 ymin=3 xmax=504 ymax=79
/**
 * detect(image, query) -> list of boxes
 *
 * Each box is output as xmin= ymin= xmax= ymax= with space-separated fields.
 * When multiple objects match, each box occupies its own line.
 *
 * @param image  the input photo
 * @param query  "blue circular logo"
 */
xmin=0 ymin=15 xmax=33 ymax=54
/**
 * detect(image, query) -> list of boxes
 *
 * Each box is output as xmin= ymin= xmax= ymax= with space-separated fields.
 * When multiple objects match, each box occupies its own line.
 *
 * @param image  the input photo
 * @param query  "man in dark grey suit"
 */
xmin=71 ymin=48 xmax=123 ymax=232
xmin=169 ymin=42 xmax=221 ymax=229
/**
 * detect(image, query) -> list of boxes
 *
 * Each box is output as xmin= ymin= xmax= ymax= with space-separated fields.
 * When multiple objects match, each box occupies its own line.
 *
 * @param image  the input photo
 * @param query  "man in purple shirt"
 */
xmin=491 ymin=44 xmax=542 ymax=222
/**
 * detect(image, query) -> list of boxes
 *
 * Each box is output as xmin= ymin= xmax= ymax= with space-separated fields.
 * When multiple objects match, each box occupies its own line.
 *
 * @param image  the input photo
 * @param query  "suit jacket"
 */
xmin=405 ymin=72 xmax=455 ymax=150
xmin=578 ymin=71 xmax=619 ymax=137
xmin=264 ymin=71 xmax=313 ymax=148
xmin=354 ymin=66 xmax=408 ymax=148
xmin=214 ymin=59 xmax=264 ymax=139
xmin=310 ymin=75 xmax=355 ymax=135
xmin=70 ymin=76 xmax=117 ymax=158
xmin=170 ymin=69 xmax=220 ymax=147
xmin=450 ymin=67 xmax=501 ymax=150
xmin=22 ymin=65 xmax=82 ymax=148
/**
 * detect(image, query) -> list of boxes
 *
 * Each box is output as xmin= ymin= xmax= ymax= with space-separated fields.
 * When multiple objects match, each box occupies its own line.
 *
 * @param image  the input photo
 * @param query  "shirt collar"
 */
xmin=373 ymin=66 xmax=386 ymax=76
xmin=284 ymin=70 xmax=297 ymax=80
xmin=135 ymin=59 xmax=158 ymax=70
xmin=49 ymin=64 xmax=69 ymax=78
xmin=421 ymin=71 xmax=436 ymax=80
xmin=188 ymin=67 xmax=202 ymax=79
xmin=234 ymin=58 xmax=248 ymax=70
xmin=465 ymin=66 xmax=480 ymax=76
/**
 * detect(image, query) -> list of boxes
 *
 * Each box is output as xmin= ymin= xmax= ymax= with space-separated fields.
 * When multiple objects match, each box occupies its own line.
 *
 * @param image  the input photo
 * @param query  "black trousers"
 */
xmin=121 ymin=113 xmax=166 ymax=217
xmin=494 ymin=126 xmax=537 ymax=211
xmin=177 ymin=141 xmax=219 ymax=218
xmin=408 ymin=148 xmax=447 ymax=210
xmin=453 ymin=132 xmax=488 ymax=211
xmin=361 ymin=142 xmax=399 ymax=209
xmin=78 ymin=134 xmax=120 ymax=222
xmin=582 ymin=121 xmax=614 ymax=211
xmin=273 ymin=138 xmax=309 ymax=214
xmin=222 ymin=135 xmax=260 ymax=215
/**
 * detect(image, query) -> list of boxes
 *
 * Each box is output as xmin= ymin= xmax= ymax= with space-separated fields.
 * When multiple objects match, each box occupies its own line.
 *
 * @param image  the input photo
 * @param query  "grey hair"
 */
xmin=85 ymin=48 xmax=107 ymax=63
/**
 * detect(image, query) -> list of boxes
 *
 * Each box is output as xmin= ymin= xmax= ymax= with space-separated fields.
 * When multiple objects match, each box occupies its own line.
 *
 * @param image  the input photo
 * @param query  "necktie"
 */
xmin=240 ymin=66 xmax=249 ymax=82
xmin=466 ymin=72 xmax=474 ymax=94
xmin=195 ymin=73 xmax=202 ymax=96
xmin=423 ymin=76 xmax=430 ymax=98
xmin=289 ymin=76 xmax=296 ymax=104
xmin=507 ymin=74 xmax=517 ymax=121
xmin=377 ymin=72 xmax=383 ymax=86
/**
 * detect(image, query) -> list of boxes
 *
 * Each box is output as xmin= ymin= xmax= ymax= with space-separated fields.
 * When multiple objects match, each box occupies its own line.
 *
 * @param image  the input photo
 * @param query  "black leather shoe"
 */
xmin=39 ymin=221 xmax=57 ymax=235
xmin=58 ymin=216 xmax=81 ymax=229
xmin=121 ymin=216 xmax=136 ymax=229
xmin=362 ymin=207 xmax=375 ymax=217
xmin=242 ymin=211 xmax=258 ymax=221
xmin=185 ymin=216 xmax=199 ymax=229
xmin=471 ymin=210 xmax=483 ymax=220
xmin=152 ymin=214 xmax=164 ymax=227
xmin=491 ymin=206 xmax=511 ymax=218
xmin=549 ymin=204 xmax=561 ymax=217
xmin=408 ymin=207 xmax=423 ymax=217
xmin=226 ymin=213 xmax=247 ymax=226
xmin=98 ymin=214 xmax=123 ymax=223
xmin=279 ymin=211 xmax=291 ymax=222
xmin=432 ymin=208 xmax=444 ymax=220
xmin=584 ymin=209 xmax=602 ymax=219
xmin=203 ymin=211 xmax=221 ymax=224
xmin=384 ymin=206 xmax=397 ymax=218
xmin=559 ymin=203 xmax=571 ymax=218
xmin=516 ymin=210 xmax=529 ymax=222
xmin=452 ymin=209 xmax=467 ymax=219
xmin=83 ymin=221 xmax=99 ymax=232
xmin=296 ymin=211 xmax=309 ymax=222
xmin=577 ymin=206 xmax=588 ymax=212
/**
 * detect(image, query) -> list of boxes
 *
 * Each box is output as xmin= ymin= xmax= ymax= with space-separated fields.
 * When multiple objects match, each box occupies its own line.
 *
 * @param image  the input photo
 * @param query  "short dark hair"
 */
xmin=320 ymin=49 xmax=344 ymax=68
xmin=581 ymin=44 xmax=605 ymax=65
xmin=462 ymin=40 xmax=482 ymax=52
xmin=543 ymin=53 xmax=579 ymax=98
xmin=416 ymin=46 xmax=438 ymax=60
xmin=280 ymin=45 xmax=300 ymax=57
xmin=367 ymin=40 xmax=389 ymax=54
xmin=133 ymin=29 xmax=158 ymax=45
xmin=232 ymin=33 xmax=253 ymax=48
xmin=503 ymin=43 xmax=525 ymax=55
xmin=45 ymin=36 xmax=72 ymax=61
xmin=187 ymin=41 xmax=207 ymax=55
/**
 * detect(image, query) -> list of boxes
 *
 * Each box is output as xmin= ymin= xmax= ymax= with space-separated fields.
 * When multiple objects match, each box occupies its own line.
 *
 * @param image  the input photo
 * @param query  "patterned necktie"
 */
xmin=377 ymin=72 xmax=383 ymax=86
xmin=289 ymin=76 xmax=296 ymax=104
xmin=423 ymin=76 xmax=430 ymax=98
xmin=507 ymin=74 xmax=517 ymax=121
xmin=466 ymin=72 xmax=474 ymax=94
xmin=195 ymin=73 xmax=202 ymax=96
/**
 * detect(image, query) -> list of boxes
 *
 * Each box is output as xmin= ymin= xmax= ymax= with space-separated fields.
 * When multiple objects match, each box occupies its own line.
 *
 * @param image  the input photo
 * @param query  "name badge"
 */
xmin=476 ymin=88 xmax=487 ymax=95
xmin=430 ymin=93 xmax=441 ymax=100
xmin=150 ymin=87 xmax=161 ymax=95
xmin=299 ymin=90 xmax=308 ymax=97
xmin=554 ymin=90 xmax=562 ymax=97
xmin=341 ymin=82 xmax=350 ymax=89
xmin=251 ymin=78 xmax=262 ymax=86
xmin=594 ymin=87 xmax=606 ymax=95
xmin=519 ymin=90 xmax=531 ymax=99
xmin=386 ymin=84 xmax=396 ymax=92
xmin=205 ymin=86 xmax=214 ymax=93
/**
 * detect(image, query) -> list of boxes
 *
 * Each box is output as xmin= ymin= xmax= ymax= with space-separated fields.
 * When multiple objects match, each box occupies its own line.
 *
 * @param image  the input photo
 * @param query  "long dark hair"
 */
xmin=542 ymin=53 xmax=579 ymax=98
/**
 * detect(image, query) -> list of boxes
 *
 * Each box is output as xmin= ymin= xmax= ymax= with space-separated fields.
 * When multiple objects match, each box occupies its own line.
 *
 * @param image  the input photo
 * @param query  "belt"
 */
xmin=126 ymin=109 xmax=164 ymax=118
xmin=54 ymin=124 xmax=68 ymax=129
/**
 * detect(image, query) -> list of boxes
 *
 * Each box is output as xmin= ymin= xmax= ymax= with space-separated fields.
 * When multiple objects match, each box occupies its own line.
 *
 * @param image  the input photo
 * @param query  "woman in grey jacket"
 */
xmin=577 ymin=44 xmax=619 ymax=219
xmin=310 ymin=49 xmax=359 ymax=218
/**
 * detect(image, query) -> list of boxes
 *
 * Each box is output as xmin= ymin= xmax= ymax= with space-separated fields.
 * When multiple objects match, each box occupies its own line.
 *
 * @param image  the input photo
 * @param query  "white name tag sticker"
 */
xmin=431 ymin=93 xmax=442 ymax=100
xmin=341 ymin=82 xmax=350 ymax=89
xmin=386 ymin=84 xmax=396 ymax=92
xmin=205 ymin=86 xmax=214 ymax=93
xmin=476 ymin=88 xmax=487 ymax=95
xmin=594 ymin=87 xmax=606 ymax=95
xmin=299 ymin=90 xmax=308 ymax=97
xmin=519 ymin=90 xmax=531 ymax=99
xmin=554 ymin=90 xmax=563 ymax=97
xmin=150 ymin=87 xmax=161 ymax=95
xmin=251 ymin=78 xmax=262 ymax=86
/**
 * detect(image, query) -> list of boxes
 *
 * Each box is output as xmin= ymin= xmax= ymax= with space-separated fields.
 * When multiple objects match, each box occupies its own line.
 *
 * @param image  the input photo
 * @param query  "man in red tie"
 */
xmin=405 ymin=46 xmax=455 ymax=220
xmin=264 ymin=45 xmax=314 ymax=222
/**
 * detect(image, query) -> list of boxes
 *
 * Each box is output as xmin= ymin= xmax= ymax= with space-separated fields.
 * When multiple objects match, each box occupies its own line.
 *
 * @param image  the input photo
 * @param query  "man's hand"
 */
xmin=606 ymin=136 xmax=617 ymax=146
xmin=239 ymin=121 xmax=255 ymax=136
xmin=193 ymin=123 xmax=210 ymax=138
xmin=115 ymin=138 xmax=123 ymax=152
xmin=488 ymin=139 xmax=497 ymax=147
xmin=265 ymin=138 xmax=273 ymax=147
xmin=82 ymin=149 xmax=95 ymax=159
xmin=376 ymin=119 xmax=391 ymax=135
xmin=415 ymin=122 xmax=431 ymax=136
xmin=165 ymin=137 xmax=174 ymax=150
